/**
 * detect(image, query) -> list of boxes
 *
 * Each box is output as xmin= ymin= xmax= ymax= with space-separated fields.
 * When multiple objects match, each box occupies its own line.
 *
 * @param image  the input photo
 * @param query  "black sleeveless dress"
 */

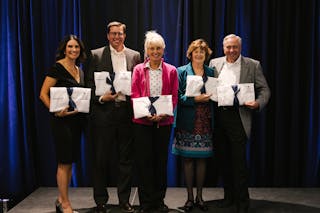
xmin=47 ymin=63 xmax=86 ymax=164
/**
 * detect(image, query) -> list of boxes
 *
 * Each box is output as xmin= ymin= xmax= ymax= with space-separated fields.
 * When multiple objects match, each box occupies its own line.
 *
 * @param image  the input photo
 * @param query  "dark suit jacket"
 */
xmin=86 ymin=45 xmax=141 ymax=126
xmin=209 ymin=56 xmax=271 ymax=138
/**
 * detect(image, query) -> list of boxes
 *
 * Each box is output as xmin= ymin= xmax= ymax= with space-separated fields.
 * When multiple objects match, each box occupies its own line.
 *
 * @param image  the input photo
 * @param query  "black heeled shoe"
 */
xmin=178 ymin=200 xmax=194 ymax=212
xmin=55 ymin=199 xmax=63 ymax=213
xmin=195 ymin=197 xmax=208 ymax=211
xmin=55 ymin=199 xmax=78 ymax=213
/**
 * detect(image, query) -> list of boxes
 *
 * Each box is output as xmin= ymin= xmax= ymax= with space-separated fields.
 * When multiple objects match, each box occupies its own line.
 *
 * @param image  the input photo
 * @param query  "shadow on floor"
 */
xmin=45 ymin=200 xmax=320 ymax=213
xmin=46 ymin=204 xmax=182 ymax=213
xmin=247 ymin=199 xmax=320 ymax=213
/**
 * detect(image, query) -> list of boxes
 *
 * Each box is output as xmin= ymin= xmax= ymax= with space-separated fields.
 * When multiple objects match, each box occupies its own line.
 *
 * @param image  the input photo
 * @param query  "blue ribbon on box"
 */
xmin=66 ymin=87 xmax=77 ymax=111
xmin=106 ymin=72 xmax=116 ymax=94
xmin=200 ymin=75 xmax=208 ymax=94
xmin=232 ymin=85 xmax=240 ymax=107
xmin=148 ymin=96 xmax=160 ymax=116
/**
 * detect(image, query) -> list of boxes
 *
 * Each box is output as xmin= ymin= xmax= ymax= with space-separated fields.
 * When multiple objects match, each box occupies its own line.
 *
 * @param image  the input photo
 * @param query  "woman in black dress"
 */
xmin=40 ymin=35 xmax=87 ymax=213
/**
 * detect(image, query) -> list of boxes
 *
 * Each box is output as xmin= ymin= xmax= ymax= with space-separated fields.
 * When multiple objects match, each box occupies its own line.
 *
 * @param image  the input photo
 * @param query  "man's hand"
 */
xmin=244 ymin=101 xmax=259 ymax=109
xmin=101 ymin=91 xmax=119 ymax=102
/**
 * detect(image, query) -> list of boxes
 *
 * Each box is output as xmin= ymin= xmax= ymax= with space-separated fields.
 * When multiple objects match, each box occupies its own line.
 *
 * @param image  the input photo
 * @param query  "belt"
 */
xmin=114 ymin=101 xmax=127 ymax=108
xmin=219 ymin=106 xmax=238 ymax=111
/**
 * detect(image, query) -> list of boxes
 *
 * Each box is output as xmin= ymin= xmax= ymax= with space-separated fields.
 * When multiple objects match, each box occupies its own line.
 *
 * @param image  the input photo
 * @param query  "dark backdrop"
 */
xmin=0 ymin=0 xmax=319 ymax=208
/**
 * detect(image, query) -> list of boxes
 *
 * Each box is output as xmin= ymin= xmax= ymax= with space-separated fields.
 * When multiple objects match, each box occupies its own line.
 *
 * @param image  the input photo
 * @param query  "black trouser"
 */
xmin=215 ymin=107 xmax=250 ymax=209
xmin=91 ymin=105 xmax=134 ymax=205
xmin=133 ymin=123 xmax=171 ymax=209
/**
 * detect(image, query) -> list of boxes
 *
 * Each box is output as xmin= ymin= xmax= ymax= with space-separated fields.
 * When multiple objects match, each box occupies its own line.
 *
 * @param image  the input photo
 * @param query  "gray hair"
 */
xmin=144 ymin=31 xmax=166 ymax=59
xmin=223 ymin=34 xmax=242 ymax=46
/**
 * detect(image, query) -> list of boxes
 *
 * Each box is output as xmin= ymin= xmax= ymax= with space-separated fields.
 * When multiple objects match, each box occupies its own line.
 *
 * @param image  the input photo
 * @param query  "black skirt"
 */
xmin=50 ymin=113 xmax=86 ymax=164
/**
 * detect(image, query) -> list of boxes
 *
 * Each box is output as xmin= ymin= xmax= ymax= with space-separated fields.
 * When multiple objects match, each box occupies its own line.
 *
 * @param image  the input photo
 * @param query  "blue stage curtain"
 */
xmin=0 ymin=0 xmax=88 ymax=206
xmin=0 ymin=0 xmax=38 ymax=203
xmin=0 ymin=0 xmax=319 ymax=208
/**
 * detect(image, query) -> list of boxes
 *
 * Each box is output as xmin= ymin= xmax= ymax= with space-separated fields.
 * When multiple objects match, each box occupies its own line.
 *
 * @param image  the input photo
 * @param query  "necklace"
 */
xmin=61 ymin=60 xmax=80 ymax=83
xmin=193 ymin=66 xmax=204 ymax=76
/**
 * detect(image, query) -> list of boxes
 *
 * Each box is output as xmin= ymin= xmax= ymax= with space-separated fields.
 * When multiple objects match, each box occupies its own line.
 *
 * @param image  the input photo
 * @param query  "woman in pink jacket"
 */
xmin=131 ymin=31 xmax=178 ymax=213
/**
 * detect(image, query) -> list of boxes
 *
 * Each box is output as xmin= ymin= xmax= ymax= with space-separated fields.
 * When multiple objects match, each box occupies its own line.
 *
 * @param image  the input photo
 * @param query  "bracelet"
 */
xmin=98 ymin=96 xmax=105 ymax=104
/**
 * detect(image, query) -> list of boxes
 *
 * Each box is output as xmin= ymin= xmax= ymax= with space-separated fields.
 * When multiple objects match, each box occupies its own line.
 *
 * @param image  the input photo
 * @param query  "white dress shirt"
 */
xmin=110 ymin=45 xmax=127 ymax=101
xmin=219 ymin=55 xmax=241 ymax=85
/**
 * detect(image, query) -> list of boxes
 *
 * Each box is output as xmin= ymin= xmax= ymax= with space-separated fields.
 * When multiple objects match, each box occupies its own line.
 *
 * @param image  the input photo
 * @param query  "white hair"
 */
xmin=144 ymin=30 xmax=166 ymax=59
xmin=223 ymin=34 xmax=242 ymax=46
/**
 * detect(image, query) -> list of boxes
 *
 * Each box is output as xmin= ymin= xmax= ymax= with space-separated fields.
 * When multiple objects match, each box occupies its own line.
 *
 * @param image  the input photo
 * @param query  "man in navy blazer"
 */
xmin=86 ymin=21 xmax=141 ymax=213
xmin=209 ymin=34 xmax=270 ymax=213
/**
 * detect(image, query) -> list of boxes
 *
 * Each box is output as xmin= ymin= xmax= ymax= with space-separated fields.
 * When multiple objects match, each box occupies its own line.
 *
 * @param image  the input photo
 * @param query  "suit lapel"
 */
xmin=124 ymin=49 xmax=132 ymax=71
xmin=103 ymin=46 xmax=114 ymax=73
xmin=239 ymin=56 xmax=248 ymax=83
xmin=216 ymin=60 xmax=225 ymax=75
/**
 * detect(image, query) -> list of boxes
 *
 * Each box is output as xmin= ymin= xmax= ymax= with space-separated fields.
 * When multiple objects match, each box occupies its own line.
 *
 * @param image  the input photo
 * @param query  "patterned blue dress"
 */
xmin=172 ymin=102 xmax=213 ymax=158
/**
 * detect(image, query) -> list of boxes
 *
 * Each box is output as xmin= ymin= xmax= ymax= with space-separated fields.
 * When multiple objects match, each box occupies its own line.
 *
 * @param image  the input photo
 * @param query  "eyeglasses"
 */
xmin=109 ymin=32 xmax=124 ymax=37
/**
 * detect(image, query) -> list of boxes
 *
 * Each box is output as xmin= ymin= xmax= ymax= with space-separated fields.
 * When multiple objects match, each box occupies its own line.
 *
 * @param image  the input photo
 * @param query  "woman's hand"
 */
xmin=100 ymin=91 xmax=119 ymax=102
xmin=54 ymin=107 xmax=78 ymax=117
xmin=194 ymin=94 xmax=211 ymax=103
xmin=146 ymin=114 xmax=169 ymax=122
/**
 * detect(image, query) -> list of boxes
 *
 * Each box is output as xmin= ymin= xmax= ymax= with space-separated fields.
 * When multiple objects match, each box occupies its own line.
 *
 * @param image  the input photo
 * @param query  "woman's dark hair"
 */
xmin=55 ymin=34 xmax=87 ymax=65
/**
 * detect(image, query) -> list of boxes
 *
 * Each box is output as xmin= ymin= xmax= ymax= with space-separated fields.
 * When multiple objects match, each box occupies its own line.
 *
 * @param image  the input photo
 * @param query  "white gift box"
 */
xmin=94 ymin=71 xmax=112 ymax=96
xmin=132 ymin=97 xmax=150 ymax=119
xmin=205 ymin=76 xmax=220 ymax=102
xmin=152 ymin=95 xmax=173 ymax=116
xmin=185 ymin=75 xmax=204 ymax=97
xmin=113 ymin=71 xmax=132 ymax=96
xmin=217 ymin=85 xmax=234 ymax=106
xmin=237 ymin=83 xmax=255 ymax=105
xmin=217 ymin=83 xmax=255 ymax=106
xmin=49 ymin=87 xmax=91 ymax=113
xmin=132 ymin=95 xmax=173 ymax=119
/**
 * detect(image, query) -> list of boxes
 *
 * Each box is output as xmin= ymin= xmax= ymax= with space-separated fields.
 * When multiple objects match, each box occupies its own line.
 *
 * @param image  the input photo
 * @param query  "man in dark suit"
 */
xmin=86 ymin=21 xmax=141 ymax=213
xmin=209 ymin=34 xmax=270 ymax=213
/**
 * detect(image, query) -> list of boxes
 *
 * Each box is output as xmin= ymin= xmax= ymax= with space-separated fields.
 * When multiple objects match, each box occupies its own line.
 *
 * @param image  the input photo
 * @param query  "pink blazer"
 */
xmin=131 ymin=59 xmax=178 ymax=126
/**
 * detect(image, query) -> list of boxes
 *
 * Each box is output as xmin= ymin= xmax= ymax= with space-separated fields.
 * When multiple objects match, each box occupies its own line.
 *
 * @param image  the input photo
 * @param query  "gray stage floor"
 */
xmin=7 ymin=187 xmax=320 ymax=213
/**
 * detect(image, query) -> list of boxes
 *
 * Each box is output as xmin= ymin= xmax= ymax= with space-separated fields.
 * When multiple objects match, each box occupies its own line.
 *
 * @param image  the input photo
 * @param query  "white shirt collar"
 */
xmin=109 ymin=45 xmax=126 ymax=55
xmin=146 ymin=61 xmax=162 ymax=71
xmin=224 ymin=54 xmax=242 ymax=65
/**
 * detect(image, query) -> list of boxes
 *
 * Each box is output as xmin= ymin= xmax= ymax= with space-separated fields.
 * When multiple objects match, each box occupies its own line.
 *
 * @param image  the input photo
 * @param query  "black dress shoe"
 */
xmin=120 ymin=202 xmax=135 ymax=213
xmin=95 ymin=203 xmax=107 ymax=213
xmin=157 ymin=203 xmax=169 ymax=212
xmin=195 ymin=197 xmax=208 ymax=211
xmin=178 ymin=200 xmax=194 ymax=212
